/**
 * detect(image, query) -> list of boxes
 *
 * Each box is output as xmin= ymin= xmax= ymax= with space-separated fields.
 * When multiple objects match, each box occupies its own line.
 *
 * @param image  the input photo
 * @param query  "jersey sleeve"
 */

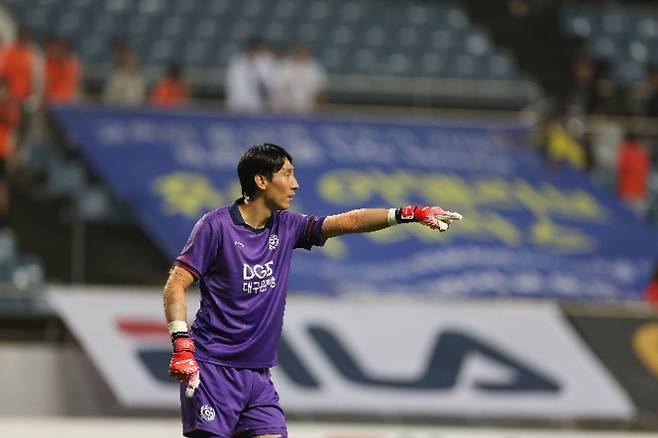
xmin=283 ymin=211 xmax=326 ymax=250
xmin=174 ymin=214 xmax=220 ymax=280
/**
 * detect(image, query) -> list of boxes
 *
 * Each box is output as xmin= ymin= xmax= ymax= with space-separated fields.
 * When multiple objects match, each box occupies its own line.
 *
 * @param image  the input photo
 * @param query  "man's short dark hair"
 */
xmin=237 ymin=143 xmax=292 ymax=199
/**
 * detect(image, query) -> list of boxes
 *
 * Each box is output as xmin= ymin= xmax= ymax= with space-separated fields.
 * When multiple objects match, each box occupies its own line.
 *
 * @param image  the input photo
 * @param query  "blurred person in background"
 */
xmin=616 ymin=132 xmax=650 ymax=217
xmin=110 ymin=36 xmax=131 ymax=65
xmin=646 ymin=66 xmax=658 ymax=119
xmin=0 ymin=26 xmax=43 ymax=163
xmin=278 ymin=43 xmax=327 ymax=114
xmin=102 ymin=50 xmax=146 ymax=106
xmin=225 ymin=38 xmax=277 ymax=113
xmin=643 ymin=262 xmax=658 ymax=305
xmin=536 ymin=112 xmax=586 ymax=170
xmin=43 ymin=36 xmax=80 ymax=104
xmin=0 ymin=78 xmax=19 ymax=229
xmin=565 ymin=56 xmax=601 ymax=117
xmin=588 ymin=105 xmax=624 ymax=190
xmin=0 ymin=26 xmax=41 ymax=105
xmin=151 ymin=64 xmax=189 ymax=108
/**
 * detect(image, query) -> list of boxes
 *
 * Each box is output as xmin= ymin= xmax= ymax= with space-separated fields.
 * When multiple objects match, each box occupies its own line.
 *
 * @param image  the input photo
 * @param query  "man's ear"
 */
xmin=254 ymin=174 xmax=268 ymax=190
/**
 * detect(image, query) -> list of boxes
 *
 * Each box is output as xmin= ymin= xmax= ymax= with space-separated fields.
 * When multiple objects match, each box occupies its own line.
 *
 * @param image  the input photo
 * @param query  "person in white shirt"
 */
xmin=102 ymin=51 xmax=146 ymax=106
xmin=225 ymin=39 xmax=279 ymax=113
xmin=278 ymin=43 xmax=327 ymax=114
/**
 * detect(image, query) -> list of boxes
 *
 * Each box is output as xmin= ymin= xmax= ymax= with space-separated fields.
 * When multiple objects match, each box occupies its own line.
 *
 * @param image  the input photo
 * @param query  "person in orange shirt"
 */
xmin=0 ymin=27 xmax=38 ymax=103
xmin=617 ymin=133 xmax=650 ymax=217
xmin=150 ymin=65 xmax=189 ymax=107
xmin=0 ymin=79 xmax=20 ymax=228
xmin=44 ymin=36 xmax=80 ymax=104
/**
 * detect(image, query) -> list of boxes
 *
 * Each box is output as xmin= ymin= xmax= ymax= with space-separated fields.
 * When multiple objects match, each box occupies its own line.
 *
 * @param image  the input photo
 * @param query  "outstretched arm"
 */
xmin=322 ymin=205 xmax=463 ymax=240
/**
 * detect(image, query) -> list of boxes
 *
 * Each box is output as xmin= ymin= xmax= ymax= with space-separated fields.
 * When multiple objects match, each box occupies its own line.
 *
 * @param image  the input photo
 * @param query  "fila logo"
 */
xmin=278 ymin=326 xmax=559 ymax=392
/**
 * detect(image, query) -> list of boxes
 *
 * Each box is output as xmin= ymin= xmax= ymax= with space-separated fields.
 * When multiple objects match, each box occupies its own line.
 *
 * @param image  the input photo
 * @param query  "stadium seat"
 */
xmin=338 ymin=1 xmax=367 ymax=23
xmin=610 ymin=60 xmax=646 ymax=83
xmin=55 ymin=10 xmax=85 ymax=35
xmin=487 ymin=52 xmax=517 ymax=79
xmin=26 ymin=143 xmax=59 ymax=175
xmin=589 ymin=35 xmax=621 ymax=60
xmin=417 ymin=51 xmax=447 ymax=77
xmin=626 ymin=39 xmax=649 ymax=64
xmin=397 ymin=27 xmax=422 ymax=48
xmin=464 ymin=29 xmax=493 ymax=57
xmin=599 ymin=10 xmax=630 ymax=36
xmin=0 ymin=230 xmax=17 ymax=267
xmin=362 ymin=26 xmax=389 ymax=48
xmin=430 ymin=29 xmax=457 ymax=51
xmin=74 ymin=186 xmax=128 ymax=223
xmin=561 ymin=8 xmax=597 ymax=38
xmin=11 ymin=255 xmax=44 ymax=290
xmin=46 ymin=160 xmax=87 ymax=199
xmin=636 ymin=16 xmax=658 ymax=40
xmin=319 ymin=46 xmax=346 ymax=73
xmin=382 ymin=52 xmax=412 ymax=76
xmin=329 ymin=25 xmax=354 ymax=46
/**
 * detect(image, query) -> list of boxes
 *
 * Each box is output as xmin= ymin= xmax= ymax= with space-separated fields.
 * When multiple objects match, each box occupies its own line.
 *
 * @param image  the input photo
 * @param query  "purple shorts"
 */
xmin=181 ymin=361 xmax=287 ymax=438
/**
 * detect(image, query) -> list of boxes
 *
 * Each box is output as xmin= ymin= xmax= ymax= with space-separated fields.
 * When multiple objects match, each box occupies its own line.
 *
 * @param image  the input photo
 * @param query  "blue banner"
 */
xmin=51 ymin=104 xmax=658 ymax=299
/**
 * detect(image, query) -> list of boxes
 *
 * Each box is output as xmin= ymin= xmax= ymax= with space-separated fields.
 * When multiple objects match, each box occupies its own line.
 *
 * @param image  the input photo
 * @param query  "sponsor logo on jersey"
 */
xmin=243 ymin=261 xmax=276 ymax=293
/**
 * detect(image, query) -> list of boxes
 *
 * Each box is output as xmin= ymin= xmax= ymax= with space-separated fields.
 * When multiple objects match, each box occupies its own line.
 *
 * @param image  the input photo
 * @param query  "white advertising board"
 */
xmin=48 ymin=287 xmax=632 ymax=419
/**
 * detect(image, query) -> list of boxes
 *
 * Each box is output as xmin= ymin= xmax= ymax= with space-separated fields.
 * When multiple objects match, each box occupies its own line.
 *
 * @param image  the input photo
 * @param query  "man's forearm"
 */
xmin=322 ymin=208 xmax=389 ymax=240
xmin=163 ymin=266 xmax=194 ymax=323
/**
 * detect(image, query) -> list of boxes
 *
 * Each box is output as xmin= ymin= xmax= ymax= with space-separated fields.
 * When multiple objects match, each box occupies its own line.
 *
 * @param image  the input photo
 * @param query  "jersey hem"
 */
xmin=196 ymin=354 xmax=279 ymax=369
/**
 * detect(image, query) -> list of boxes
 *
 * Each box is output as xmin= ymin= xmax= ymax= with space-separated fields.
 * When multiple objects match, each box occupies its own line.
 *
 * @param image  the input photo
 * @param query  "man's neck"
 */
xmin=238 ymin=198 xmax=273 ymax=229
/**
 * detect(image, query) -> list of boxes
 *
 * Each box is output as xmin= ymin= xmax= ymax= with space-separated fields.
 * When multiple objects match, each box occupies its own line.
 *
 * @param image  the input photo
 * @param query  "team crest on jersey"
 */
xmin=268 ymin=234 xmax=279 ymax=250
xmin=200 ymin=404 xmax=216 ymax=422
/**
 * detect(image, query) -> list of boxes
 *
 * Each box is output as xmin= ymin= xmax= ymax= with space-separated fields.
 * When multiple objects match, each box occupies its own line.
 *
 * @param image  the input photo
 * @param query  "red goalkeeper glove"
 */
xmin=169 ymin=335 xmax=200 ymax=397
xmin=395 ymin=205 xmax=463 ymax=231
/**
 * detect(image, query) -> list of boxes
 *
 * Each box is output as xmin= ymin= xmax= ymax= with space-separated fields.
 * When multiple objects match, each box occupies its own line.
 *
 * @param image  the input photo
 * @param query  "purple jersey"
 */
xmin=175 ymin=200 xmax=325 ymax=368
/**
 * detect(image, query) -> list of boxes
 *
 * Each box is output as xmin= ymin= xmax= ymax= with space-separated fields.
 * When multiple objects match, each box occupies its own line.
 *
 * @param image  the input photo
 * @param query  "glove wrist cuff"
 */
xmin=172 ymin=335 xmax=195 ymax=352
xmin=395 ymin=206 xmax=417 ymax=224
xmin=171 ymin=331 xmax=190 ymax=341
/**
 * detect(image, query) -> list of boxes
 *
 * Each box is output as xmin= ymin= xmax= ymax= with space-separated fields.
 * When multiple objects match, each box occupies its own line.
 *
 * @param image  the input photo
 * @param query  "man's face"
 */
xmin=261 ymin=159 xmax=298 ymax=210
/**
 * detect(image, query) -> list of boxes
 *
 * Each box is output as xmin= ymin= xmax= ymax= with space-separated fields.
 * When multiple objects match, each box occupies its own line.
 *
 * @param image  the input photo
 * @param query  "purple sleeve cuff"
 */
xmin=174 ymin=258 xmax=200 ymax=280
xmin=296 ymin=215 xmax=326 ymax=250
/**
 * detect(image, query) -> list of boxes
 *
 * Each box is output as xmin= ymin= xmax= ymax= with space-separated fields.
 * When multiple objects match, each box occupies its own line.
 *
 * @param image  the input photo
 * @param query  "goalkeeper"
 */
xmin=163 ymin=143 xmax=462 ymax=438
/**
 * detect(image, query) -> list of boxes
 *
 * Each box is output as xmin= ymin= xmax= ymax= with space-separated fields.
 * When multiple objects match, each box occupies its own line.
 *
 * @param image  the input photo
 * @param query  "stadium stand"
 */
xmin=4 ymin=1 xmax=658 ymax=436
xmin=0 ymin=0 xmax=540 ymax=108
xmin=561 ymin=3 xmax=658 ymax=84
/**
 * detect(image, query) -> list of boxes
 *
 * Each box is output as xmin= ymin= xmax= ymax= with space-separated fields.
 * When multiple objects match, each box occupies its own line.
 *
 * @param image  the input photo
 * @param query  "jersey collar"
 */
xmin=230 ymin=199 xmax=273 ymax=233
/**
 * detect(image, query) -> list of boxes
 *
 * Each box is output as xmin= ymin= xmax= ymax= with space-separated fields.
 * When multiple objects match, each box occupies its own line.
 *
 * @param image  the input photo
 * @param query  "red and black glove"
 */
xmin=396 ymin=205 xmax=463 ymax=232
xmin=169 ymin=334 xmax=200 ymax=397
